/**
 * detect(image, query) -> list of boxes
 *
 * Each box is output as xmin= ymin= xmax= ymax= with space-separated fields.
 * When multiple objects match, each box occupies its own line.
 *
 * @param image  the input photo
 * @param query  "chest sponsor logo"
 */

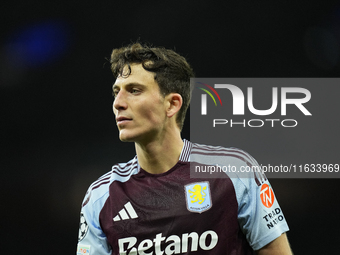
xmin=185 ymin=182 xmax=212 ymax=213
xmin=260 ymin=183 xmax=275 ymax=208
xmin=118 ymin=230 xmax=218 ymax=255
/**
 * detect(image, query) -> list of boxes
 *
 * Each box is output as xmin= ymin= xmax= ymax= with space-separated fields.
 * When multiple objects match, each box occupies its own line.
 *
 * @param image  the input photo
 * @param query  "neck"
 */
xmin=135 ymin=132 xmax=184 ymax=174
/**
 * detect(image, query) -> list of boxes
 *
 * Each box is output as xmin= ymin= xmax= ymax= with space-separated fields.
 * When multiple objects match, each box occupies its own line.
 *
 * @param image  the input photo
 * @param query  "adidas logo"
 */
xmin=113 ymin=202 xmax=138 ymax=222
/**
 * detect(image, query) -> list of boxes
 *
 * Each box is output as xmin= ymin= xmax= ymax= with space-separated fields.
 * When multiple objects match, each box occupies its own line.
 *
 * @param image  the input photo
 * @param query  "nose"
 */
xmin=113 ymin=90 xmax=128 ymax=112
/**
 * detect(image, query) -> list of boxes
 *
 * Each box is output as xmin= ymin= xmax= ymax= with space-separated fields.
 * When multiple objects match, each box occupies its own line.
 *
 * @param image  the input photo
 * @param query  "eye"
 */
xmin=112 ymin=89 xmax=119 ymax=97
xmin=131 ymin=88 xmax=141 ymax=94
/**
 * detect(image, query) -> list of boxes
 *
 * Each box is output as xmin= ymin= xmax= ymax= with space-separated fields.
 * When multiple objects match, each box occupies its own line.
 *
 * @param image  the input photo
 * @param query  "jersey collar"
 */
xmin=179 ymin=139 xmax=192 ymax=162
xmin=135 ymin=139 xmax=192 ymax=172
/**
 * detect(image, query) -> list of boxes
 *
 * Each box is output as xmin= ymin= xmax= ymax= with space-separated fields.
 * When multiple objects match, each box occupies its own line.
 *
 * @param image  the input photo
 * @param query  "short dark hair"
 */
xmin=110 ymin=43 xmax=194 ymax=130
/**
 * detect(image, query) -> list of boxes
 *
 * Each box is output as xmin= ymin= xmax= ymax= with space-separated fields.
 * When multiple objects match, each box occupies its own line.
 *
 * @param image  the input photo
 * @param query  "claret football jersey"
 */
xmin=77 ymin=140 xmax=289 ymax=255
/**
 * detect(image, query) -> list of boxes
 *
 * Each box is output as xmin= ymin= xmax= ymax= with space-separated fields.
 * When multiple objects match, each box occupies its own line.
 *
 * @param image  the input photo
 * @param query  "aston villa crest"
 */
xmin=185 ymin=182 xmax=212 ymax=213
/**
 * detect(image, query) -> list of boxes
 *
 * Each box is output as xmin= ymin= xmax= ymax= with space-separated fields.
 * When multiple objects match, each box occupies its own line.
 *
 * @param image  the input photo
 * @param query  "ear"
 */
xmin=165 ymin=93 xmax=183 ymax=118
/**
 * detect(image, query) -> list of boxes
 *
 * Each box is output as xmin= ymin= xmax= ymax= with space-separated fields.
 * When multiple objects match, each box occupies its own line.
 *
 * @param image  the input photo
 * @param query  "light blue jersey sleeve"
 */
xmin=76 ymin=157 xmax=139 ymax=255
xmin=76 ymin=183 xmax=112 ymax=255
xmin=231 ymin=162 xmax=289 ymax=250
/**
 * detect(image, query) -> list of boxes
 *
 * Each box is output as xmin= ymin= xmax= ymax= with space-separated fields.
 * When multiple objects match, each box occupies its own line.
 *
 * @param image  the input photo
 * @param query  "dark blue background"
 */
xmin=2 ymin=1 xmax=340 ymax=254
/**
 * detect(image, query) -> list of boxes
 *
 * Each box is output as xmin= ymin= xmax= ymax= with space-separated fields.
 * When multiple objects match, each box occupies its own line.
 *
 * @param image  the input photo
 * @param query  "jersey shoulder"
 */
xmin=190 ymin=142 xmax=267 ymax=186
xmin=82 ymin=156 xmax=139 ymax=209
xmin=191 ymin=142 xmax=257 ymax=165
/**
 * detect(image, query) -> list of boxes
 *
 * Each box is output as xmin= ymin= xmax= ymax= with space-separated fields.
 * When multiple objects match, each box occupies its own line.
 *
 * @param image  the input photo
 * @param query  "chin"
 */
xmin=118 ymin=130 xmax=137 ymax=142
xmin=119 ymin=135 xmax=134 ymax=142
xmin=118 ymin=128 xmax=155 ymax=143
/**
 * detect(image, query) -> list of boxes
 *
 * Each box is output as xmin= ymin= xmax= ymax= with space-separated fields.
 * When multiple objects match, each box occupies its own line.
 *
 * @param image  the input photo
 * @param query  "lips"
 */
xmin=116 ymin=116 xmax=132 ymax=125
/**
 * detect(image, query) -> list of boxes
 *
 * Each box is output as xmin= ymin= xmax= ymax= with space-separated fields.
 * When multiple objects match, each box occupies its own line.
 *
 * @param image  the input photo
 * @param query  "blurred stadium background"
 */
xmin=2 ymin=0 xmax=340 ymax=254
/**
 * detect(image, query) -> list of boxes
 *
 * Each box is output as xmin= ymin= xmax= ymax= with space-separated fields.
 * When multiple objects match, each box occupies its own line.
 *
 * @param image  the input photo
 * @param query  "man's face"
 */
xmin=112 ymin=64 xmax=168 ymax=143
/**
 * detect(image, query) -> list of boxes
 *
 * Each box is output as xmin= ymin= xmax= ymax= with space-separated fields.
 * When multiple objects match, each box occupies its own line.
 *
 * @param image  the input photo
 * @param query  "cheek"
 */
xmin=148 ymin=107 xmax=167 ymax=124
xmin=136 ymin=95 xmax=166 ymax=123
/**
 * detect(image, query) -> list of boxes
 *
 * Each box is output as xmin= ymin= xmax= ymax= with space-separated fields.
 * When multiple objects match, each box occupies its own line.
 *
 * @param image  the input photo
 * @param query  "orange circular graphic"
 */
xmin=260 ymin=184 xmax=275 ymax=208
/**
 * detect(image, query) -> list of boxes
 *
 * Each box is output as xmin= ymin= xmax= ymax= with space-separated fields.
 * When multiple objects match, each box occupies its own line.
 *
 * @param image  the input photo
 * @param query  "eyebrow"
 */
xmin=112 ymin=82 xmax=147 ymax=91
